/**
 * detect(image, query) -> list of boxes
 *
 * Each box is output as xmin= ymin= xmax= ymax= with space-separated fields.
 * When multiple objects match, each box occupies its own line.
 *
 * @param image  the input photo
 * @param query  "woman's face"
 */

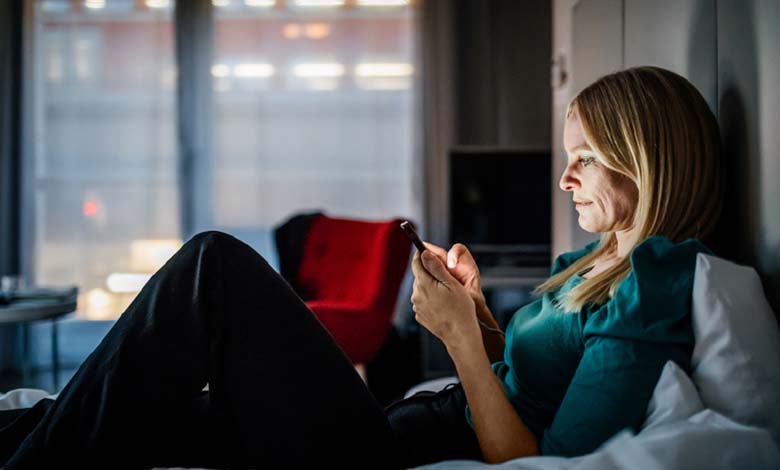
xmin=560 ymin=105 xmax=638 ymax=234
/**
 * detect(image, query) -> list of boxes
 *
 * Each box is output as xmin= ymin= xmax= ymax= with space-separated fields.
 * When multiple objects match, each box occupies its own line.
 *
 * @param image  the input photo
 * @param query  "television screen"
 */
xmin=450 ymin=149 xmax=551 ymax=256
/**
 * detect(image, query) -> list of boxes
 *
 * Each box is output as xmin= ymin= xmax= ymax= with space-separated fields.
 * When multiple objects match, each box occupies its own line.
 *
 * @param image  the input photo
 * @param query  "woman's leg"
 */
xmin=0 ymin=399 xmax=54 ymax=465
xmin=5 ymin=231 xmax=400 ymax=469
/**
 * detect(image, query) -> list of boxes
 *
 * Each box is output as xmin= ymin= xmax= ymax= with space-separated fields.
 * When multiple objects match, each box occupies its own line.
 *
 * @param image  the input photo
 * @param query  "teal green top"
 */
xmin=465 ymin=235 xmax=711 ymax=457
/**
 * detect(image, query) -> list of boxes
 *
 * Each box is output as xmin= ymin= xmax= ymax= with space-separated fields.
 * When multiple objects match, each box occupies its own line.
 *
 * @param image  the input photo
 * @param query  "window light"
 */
xmin=211 ymin=64 xmax=231 ymax=77
xmin=145 ymin=0 xmax=171 ymax=9
xmin=293 ymin=63 xmax=345 ymax=77
xmin=84 ymin=0 xmax=106 ymax=10
xmin=129 ymin=239 xmax=182 ymax=272
xmin=244 ymin=0 xmax=275 ymax=7
xmin=284 ymin=23 xmax=302 ymax=39
xmin=106 ymin=273 xmax=152 ymax=294
xmin=292 ymin=0 xmax=345 ymax=8
xmin=304 ymin=23 xmax=331 ymax=39
xmin=356 ymin=0 xmax=409 ymax=6
xmin=234 ymin=63 xmax=275 ymax=78
xmin=354 ymin=62 xmax=414 ymax=77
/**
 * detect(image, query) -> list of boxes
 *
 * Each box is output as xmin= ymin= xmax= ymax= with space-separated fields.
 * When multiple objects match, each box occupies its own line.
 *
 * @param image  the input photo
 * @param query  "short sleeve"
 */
xmin=539 ymin=236 xmax=709 ymax=456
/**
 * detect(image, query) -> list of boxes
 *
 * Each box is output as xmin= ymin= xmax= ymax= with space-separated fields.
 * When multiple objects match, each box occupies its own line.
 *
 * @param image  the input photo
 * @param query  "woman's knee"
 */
xmin=185 ymin=230 xmax=236 ymax=250
xmin=184 ymin=231 xmax=274 ymax=273
xmin=186 ymin=231 xmax=255 ymax=257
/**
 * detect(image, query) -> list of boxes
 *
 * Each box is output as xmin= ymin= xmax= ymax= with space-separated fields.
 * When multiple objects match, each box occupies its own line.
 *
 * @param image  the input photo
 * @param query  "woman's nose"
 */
xmin=559 ymin=163 xmax=580 ymax=191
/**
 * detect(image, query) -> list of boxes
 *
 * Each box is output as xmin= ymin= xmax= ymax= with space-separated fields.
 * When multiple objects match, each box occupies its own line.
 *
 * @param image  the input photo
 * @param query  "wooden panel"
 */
xmin=624 ymin=0 xmax=717 ymax=111
xmin=717 ymin=0 xmax=780 ymax=313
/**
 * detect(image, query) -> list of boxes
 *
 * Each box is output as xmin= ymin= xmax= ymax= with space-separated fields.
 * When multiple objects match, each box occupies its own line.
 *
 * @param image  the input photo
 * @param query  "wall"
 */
xmin=717 ymin=0 xmax=780 ymax=313
xmin=552 ymin=0 xmax=780 ymax=313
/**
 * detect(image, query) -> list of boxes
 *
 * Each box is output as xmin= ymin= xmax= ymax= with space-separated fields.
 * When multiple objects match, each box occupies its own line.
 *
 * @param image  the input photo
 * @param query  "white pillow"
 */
xmin=0 ymin=388 xmax=57 ymax=411
xmin=691 ymin=253 xmax=780 ymax=445
xmin=641 ymin=360 xmax=704 ymax=433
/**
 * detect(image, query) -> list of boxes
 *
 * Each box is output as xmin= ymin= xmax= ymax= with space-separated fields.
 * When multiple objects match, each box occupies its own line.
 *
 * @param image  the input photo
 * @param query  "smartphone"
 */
xmin=400 ymin=221 xmax=426 ymax=253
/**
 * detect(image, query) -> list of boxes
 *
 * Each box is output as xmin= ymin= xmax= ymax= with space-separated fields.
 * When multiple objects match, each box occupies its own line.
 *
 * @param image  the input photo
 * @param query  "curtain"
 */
xmin=0 ymin=0 xmax=23 ymax=278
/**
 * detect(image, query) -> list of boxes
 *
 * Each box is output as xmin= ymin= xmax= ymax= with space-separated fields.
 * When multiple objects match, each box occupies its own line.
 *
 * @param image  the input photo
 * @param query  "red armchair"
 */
xmin=274 ymin=213 xmax=413 ymax=365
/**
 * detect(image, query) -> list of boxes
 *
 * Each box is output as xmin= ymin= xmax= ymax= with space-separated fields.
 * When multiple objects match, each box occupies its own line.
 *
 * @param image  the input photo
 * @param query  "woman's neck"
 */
xmin=614 ymin=227 xmax=638 ymax=258
xmin=580 ymin=228 xmax=638 ymax=280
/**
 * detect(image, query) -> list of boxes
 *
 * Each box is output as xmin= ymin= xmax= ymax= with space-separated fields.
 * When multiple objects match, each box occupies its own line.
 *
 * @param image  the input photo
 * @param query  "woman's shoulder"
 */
xmin=583 ymin=236 xmax=712 ymax=342
xmin=628 ymin=235 xmax=712 ymax=271
xmin=622 ymin=235 xmax=712 ymax=306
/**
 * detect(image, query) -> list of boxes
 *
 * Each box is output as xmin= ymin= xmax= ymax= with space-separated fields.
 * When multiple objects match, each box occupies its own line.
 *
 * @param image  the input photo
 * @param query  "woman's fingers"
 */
xmin=411 ymin=250 xmax=438 ymax=287
xmin=448 ymin=243 xmax=475 ymax=267
xmin=410 ymin=250 xmax=425 ymax=279
xmin=421 ymin=241 xmax=448 ymax=264
xmin=420 ymin=251 xmax=455 ymax=287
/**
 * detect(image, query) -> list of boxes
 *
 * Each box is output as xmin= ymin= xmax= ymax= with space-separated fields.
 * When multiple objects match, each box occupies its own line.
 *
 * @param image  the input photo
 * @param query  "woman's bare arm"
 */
xmin=448 ymin=339 xmax=539 ymax=462
xmin=411 ymin=250 xmax=537 ymax=462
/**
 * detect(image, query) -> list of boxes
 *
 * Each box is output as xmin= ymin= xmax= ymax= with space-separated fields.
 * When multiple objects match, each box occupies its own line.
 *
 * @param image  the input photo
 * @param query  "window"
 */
xmin=210 ymin=0 xmax=417 ymax=260
xmin=25 ymin=0 xmax=417 ymax=319
xmin=28 ymin=0 xmax=179 ymax=319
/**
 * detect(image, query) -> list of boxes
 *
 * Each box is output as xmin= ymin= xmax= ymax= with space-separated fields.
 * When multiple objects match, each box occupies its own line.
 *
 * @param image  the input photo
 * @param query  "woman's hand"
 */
xmin=421 ymin=241 xmax=486 ymax=307
xmin=411 ymin=250 xmax=482 ymax=352
xmin=416 ymin=242 xmax=504 ymax=361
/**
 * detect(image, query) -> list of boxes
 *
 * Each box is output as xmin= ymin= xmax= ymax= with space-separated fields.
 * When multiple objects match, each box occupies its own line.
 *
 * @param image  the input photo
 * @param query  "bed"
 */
xmin=2 ymin=253 xmax=779 ymax=469
xmin=408 ymin=253 xmax=780 ymax=469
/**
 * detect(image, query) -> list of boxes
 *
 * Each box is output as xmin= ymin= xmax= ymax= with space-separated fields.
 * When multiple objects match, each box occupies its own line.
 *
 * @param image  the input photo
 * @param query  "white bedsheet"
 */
xmin=415 ymin=409 xmax=780 ymax=470
xmin=0 ymin=388 xmax=57 ymax=410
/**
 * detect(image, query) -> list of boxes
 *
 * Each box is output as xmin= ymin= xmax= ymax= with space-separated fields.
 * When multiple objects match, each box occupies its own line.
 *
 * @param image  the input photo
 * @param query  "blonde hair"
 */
xmin=536 ymin=66 xmax=723 ymax=312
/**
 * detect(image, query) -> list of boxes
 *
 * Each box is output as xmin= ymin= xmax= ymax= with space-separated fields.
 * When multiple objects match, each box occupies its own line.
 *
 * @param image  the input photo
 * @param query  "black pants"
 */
xmin=0 ymin=231 xmax=481 ymax=469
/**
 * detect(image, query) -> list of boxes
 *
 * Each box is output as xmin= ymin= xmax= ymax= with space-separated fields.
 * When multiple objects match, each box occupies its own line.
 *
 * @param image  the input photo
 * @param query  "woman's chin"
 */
xmin=577 ymin=218 xmax=601 ymax=233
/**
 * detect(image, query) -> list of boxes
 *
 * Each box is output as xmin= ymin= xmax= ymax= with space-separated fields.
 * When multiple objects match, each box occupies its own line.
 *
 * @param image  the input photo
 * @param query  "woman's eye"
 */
xmin=578 ymin=157 xmax=596 ymax=167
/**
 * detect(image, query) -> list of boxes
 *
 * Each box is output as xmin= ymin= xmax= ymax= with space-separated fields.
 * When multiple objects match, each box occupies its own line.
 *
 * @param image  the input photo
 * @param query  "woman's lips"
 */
xmin=575 ymin=201 xmax=592 ymax=209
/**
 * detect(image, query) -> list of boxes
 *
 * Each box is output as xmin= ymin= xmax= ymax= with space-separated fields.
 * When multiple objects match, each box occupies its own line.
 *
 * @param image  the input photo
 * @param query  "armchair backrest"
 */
xmin=296 ymin=215 xmax=412 ymax=309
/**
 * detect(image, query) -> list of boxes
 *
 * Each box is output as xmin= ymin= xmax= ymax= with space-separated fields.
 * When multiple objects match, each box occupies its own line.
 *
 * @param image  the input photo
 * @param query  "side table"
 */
xmin=0 ymin=290 xmax=78 ymax=391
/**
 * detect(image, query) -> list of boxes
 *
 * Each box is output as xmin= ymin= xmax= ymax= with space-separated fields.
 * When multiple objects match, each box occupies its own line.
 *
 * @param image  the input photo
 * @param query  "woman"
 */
xmin=0 ymin=66 xmax=721 ymax=469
